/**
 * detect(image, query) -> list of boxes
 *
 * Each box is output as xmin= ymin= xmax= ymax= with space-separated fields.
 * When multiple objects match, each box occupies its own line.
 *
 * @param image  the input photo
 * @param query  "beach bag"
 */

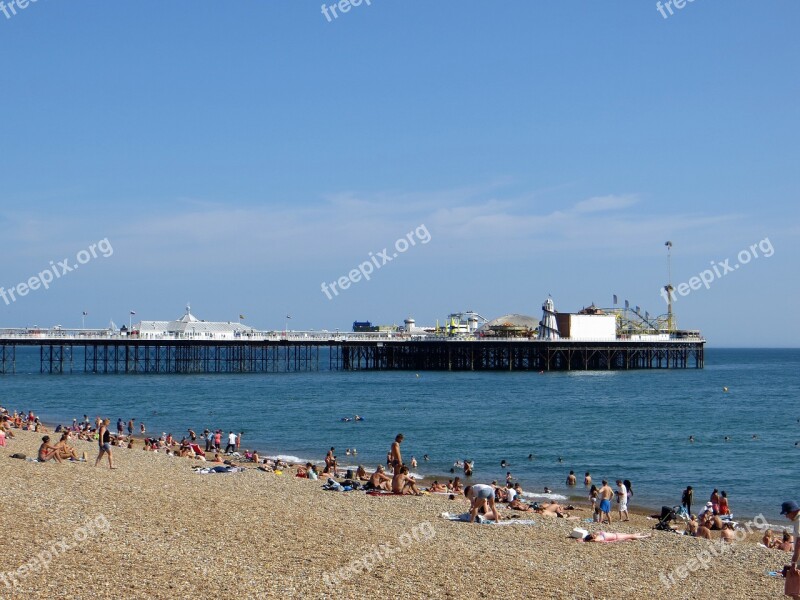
xmin=783 ymin=566 xmax=800 ymax=596
xmin=570 ymin=528 xmax=588 ymax=539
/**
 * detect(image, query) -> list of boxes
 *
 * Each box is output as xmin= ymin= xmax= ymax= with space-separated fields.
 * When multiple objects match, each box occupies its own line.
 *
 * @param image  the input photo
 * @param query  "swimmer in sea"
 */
xmin=689 ymin=435 xmax=695 ymax=442
xmin=423 ymin=454 xmax=429 ymax=461
xmin=528 ymin=454 xmax=534 ymax=460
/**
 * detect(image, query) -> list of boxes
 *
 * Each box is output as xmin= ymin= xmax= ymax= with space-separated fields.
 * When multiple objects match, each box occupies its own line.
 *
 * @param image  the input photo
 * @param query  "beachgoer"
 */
xmin=389 ymin=434 xmax=403 ymax=472
xmin=392 ymin=465 xmax=421 ymax=496
xmin=505 ymin=482 xmax=517 ymax=503
xmin=94 ymin=419 xmax=115 ymax=469
xmin=616 ymin=480 xmax=629 ymax=521
xmin=127 ymin=419 xmax=134 ymax=436
xmin=719 ymin=491 xmax=730 ymax=515
xmin=781 ymin=501 xmax=800 ymax=572
xmin=451 ymin=477 xmax=463 ymax=493
xmin=140 ymin=422 xmax=146 ymax=434
xmin=567 ymin=471 xmax=577 ymax=486
xmin=464 ymin=484 xmax=501 ymax=523
xmin=763 ymin=530 xmax=775 ymax=548
xmin=356 ymin=465 xmax=368 ymax=481
xmin=581 ymin=532 xmax=650 ymax=543
xmin=225 ymin=431 xmax=236 ymax=454
xmin=598 ymin=480 xmax=613 ymax=524
xmin=116 ymin=418 xmax=124 ymax=436
xmin=710 ymin=489 xmax=720 ymax=513
xmin=778 ymin=532 xmax=794 ymax=552
xmin=682 ymin=486 xmax=693 ymax=516
xmin=428 ymin=481 xmax=447 ymax=493
xmin=464 ymin=460 xmax=474 ymax=477
xmin=38 ymin=436 xmax=63 ymax=463
xmin=584 ymin=472 xmax=591 ymax=486
xmin=410 ymin=456 xmax=417 ymax=469
xmin=589 ymin=485 xmax=600 ymax=522
xmin=213 ymin=430 xmax=222 ymax=450
xmin=54 ymin=432 xmax=79 ymax=461
xmin=236 ymin=432 xmax=242 ymax=451
xmin=367 ymin=465 xmax=392 ymax=491
xmin=720 ymin=522 xmax=735 ymax=543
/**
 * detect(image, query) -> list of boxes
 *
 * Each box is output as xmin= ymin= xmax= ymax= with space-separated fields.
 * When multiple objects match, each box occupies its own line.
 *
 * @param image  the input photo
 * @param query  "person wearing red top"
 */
xmin=718 ymin=491 xmax=731 ymax=515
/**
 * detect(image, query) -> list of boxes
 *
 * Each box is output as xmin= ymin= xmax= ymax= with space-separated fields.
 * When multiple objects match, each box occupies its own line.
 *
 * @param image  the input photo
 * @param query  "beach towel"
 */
xmin=440 ymin=512 xmax=536 ymax=525
xmin=194 ymin=466 xmax=243 ymax=474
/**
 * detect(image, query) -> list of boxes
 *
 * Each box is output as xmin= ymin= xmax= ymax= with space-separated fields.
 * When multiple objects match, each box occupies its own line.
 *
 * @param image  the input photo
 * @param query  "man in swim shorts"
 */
xmin=465 ymin=484 xmax=501 ymax=523
xmin=598 ymin=480 xmax=614 ymax=524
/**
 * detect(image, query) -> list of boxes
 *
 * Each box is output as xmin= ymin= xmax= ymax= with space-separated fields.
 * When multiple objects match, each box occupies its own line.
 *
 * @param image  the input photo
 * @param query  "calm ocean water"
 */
xmin=2 ymin=348 xmax=797 ymax=521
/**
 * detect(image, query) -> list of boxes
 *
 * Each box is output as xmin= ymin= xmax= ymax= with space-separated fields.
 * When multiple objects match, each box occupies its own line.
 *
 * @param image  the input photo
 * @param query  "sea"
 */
xmin=2 ymin=348 xmax=797 ymax=523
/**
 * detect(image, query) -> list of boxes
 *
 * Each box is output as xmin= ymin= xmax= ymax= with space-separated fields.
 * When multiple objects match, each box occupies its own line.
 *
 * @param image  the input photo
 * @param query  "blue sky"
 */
xmin=1 ymin=0 xmax=797 ymax=346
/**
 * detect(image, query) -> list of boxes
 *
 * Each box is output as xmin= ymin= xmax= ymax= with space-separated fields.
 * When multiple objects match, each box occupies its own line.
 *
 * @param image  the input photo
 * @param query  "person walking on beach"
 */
xmin=116 ymin=418 xmax=124 ymax=436
xmin=205 ymin=429 xmax=212 ymax=453
xmin=781 ymin=502 xmax=800 ymax=571
xmin=225 ymin=431 xmax=236 ymax=454
xmin=682 ymin=485 xmax=693 ymax=516
xmin=598 ymin=480 xmax=614 ymax=524
xmin=127 ymin=419 xmax=134 ymax=436
xmin=95 ymin=418 xmax=115 ymax=469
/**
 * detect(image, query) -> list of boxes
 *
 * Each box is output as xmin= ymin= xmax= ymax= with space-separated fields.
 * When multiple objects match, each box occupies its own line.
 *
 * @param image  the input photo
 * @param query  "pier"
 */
xmin=0 ymin=329 xmax=704 ymax=374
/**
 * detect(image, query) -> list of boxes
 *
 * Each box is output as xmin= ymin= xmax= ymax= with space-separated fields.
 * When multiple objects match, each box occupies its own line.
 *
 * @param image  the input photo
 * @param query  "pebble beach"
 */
xmin=0 ymin=429 xmax=789 ymax=600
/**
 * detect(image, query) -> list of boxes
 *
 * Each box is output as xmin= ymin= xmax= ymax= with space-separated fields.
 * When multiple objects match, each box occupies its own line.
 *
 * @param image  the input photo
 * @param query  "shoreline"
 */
xmin=20 ymin=411 xmax=786 ymax=530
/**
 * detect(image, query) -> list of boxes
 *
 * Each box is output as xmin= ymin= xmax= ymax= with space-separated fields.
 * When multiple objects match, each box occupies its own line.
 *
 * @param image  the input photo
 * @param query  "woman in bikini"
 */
xmin=38 ymin=436 xmax=63 ymax=463
xmin=581 ymin=531 xmax=650 ymax=543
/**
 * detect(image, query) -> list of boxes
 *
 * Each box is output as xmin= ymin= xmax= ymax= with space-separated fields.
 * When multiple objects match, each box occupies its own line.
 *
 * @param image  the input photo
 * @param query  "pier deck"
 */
xmin=0 ymin=332 xmax=704 ymax=374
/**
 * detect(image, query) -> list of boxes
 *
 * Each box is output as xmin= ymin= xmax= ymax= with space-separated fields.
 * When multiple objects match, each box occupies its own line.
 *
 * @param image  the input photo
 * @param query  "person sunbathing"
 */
xmin=392 ymin=465 xmax=421 ymax=495
xmin=581 ymin=531 xmax=650 ymax=543
xmin=367 ymin=465 xmax=392 ymax=491
xmin=508 ymin=498 xmax=532 ymax=511
xmin=536 ymin=502 xmax=570 ymax=518
xmin=720 ymin=522 xmax=735 ymax=543
xmin=54 ymin=432 xmax=79 ymax=460
xmin=777 ymin=532 xmax=794 ymax=552
xmin=451 ymin=477 xmax=464 ymax=493
xmin=356 ymin=465 xmax=369 ymax=481
xmin=428 ymin=481 xmax=448 ymax=493
xmin=38 ymin=436 xmax=63 ymax=463
xmin=762 ymin=530 xmax=775 ymax=548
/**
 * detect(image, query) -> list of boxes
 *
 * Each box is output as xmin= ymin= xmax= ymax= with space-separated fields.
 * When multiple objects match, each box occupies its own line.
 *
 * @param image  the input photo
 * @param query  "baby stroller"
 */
xmin=655 ymin=506 xmax=680 ymax=531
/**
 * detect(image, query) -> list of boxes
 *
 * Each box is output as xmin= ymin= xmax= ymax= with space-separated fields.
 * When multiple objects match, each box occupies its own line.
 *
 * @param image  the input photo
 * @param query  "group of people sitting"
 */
xmin=763 ymin=530 xmax=794 ymax=551
xmin=37 ymin=431 xmax=83 ymax=463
